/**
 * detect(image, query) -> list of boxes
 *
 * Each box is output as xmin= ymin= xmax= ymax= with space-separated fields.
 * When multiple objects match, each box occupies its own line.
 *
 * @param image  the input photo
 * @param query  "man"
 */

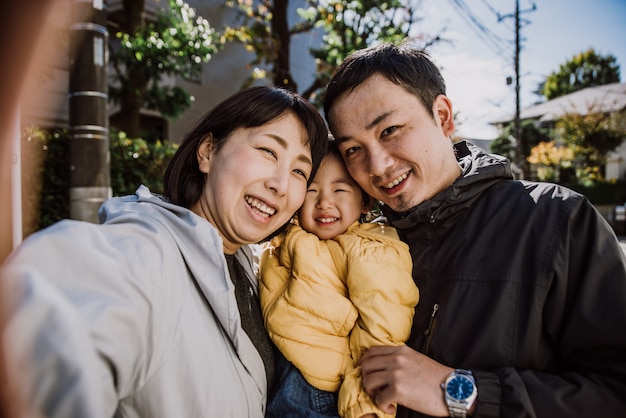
xmin=323 ymin=42 xmax=626 ymax=418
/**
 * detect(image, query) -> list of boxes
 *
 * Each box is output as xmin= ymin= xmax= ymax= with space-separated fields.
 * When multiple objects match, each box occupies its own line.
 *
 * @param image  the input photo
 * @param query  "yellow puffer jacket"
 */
xmin=260 ymin=222 xmax=419 ymax=418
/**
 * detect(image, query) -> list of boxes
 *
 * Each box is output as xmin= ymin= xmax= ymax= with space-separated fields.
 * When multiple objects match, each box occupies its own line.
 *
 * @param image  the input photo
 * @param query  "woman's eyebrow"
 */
xmin=269 ymin=134 xmax=312 ymax=166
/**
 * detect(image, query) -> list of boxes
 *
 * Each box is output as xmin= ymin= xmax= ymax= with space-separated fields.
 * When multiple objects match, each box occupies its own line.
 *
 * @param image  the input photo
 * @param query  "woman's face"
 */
xmin=192 ymin=112 xmax=313 ymax=254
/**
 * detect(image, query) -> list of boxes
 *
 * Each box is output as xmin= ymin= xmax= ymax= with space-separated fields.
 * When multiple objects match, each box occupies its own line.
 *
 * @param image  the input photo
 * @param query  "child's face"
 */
xmin=298 ymin=153 xmax=367 ymax=240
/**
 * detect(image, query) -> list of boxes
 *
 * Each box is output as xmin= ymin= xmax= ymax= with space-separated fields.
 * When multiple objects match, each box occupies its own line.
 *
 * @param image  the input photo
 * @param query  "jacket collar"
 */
xmin=383 ymin=141 xmax=513 ymax=231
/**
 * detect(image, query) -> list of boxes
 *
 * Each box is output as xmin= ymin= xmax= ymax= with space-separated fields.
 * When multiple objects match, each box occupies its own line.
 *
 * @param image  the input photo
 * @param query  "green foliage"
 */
xmin=224 ymin=0 xmax=441 ymax=103
xmin=542 ymin=49 xmax=620 ymax=100
xmin=303 ymin=0 xmax=437 ymax=105
xmin=490 ymin=120 xmax=550 ymax=163
xmin=21 ymin=127 xmax=71 ymax=233
xmin=557 ymin=111 xmax=625 ymax=183
xmin=22 ymin=128 xmax=178 ymax=233
xmin=109 ymin=130 xmax=179 ymax=196
xmin=563 ymin=180 xmax=626 ymax=205
xmin=110 ymin=0 xmax=222 ymax=120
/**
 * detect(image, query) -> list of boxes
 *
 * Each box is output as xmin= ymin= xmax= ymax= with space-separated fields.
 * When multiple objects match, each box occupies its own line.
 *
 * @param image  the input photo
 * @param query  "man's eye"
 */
xmin=382 ymin=126 xmax=397 ymax=136
xmin=344 ymin=146 xmax=360 ymax=156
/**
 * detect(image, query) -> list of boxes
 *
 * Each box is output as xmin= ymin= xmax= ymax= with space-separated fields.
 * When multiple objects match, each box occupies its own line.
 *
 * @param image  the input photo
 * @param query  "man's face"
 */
xmin=328 ymin=75 xmax=461 ymax=213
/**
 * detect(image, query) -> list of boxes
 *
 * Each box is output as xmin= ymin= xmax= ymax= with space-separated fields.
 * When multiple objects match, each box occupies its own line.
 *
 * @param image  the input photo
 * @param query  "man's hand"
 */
xmin=360 ymin=345 xmax=454 ymax=417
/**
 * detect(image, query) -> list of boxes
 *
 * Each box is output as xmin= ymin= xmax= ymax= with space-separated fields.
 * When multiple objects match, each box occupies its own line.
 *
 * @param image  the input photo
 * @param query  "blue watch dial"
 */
xmin=446 ymin=375 xmax=474 ymax=401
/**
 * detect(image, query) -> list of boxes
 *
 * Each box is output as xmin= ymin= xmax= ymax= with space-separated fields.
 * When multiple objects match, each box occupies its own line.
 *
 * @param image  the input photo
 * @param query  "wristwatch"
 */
xmin=442 ymin=369 xmax=477 ymax=418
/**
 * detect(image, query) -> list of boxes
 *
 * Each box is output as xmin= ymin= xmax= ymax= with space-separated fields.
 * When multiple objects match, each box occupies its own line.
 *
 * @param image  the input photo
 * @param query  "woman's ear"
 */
xmin=434 ymin=95 xmax=455 ymax=137
xmin=197 ymin=136 xmax=213 ymax=174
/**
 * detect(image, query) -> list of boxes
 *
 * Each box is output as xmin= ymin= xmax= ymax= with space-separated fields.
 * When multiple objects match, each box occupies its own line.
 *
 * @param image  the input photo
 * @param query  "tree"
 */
xmin=526 ymin=141 xmax=574 ymax=183
xmin=541 ymin=49 xmax=620 ymax=100
xmin=490 ymin=120 xmax=550 ymax=175
xmin=110 ymin=0 xmax=222 ymax=138
xmin=556 ymin=109 xmax=625 ymax=183
xmin=224 ymin=0 xmax=442 ymax=103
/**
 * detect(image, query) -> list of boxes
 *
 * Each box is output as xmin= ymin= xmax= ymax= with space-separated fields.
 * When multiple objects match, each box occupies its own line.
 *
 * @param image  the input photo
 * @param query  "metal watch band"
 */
xmin=448 ymin=403 xmax=468 ymax=418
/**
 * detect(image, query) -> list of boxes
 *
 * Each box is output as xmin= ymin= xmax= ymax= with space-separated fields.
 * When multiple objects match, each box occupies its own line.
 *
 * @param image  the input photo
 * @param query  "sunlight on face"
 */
xmin=192 ymin=113 xmax=313 ymax=253
xmin=329 ymin=75 xmax=460 ymax=213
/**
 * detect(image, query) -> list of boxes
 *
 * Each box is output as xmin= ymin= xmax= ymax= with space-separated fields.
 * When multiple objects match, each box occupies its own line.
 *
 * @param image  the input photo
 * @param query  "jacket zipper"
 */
xmin=429 ymin=204 xmax=446 ymax=223
xmin=423 ymin=303 xmax=439 ymax=355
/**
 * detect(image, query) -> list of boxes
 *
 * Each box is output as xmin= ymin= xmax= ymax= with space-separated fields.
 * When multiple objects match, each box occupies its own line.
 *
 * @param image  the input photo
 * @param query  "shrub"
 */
xmin=21 ymin=127 xmax=178 ymax=233
xmin=563 ymin=179 xmax=626 ymax=205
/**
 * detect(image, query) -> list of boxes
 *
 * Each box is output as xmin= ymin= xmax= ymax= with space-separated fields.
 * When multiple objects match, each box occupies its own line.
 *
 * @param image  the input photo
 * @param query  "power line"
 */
xmin=445 ymin=0 xmax=512 ymax=61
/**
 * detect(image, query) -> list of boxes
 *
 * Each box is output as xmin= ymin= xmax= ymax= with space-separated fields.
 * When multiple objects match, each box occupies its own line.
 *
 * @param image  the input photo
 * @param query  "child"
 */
xmin=260 ymin=140 xmax=419 ymax=418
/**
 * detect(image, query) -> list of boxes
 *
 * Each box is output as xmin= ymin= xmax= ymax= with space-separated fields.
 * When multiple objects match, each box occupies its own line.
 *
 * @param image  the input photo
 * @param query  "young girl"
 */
xmin=260 ymin=140 xmax=419 ymax=418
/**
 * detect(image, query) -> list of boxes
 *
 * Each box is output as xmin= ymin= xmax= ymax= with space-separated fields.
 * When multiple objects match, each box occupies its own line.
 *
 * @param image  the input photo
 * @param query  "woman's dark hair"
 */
xmin=323 ymin=42 xmax=446 ymax=129
xmin=164 ymin=86 xmax=328 ymax=208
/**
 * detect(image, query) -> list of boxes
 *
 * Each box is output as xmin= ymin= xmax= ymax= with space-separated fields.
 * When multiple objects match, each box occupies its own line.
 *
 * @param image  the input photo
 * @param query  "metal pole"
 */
xmin=11 ymin=108 xmax=23 ymax=248
xmin=514 ymin=0 xmax=523 ymax=179
xmin=68 ymin=0 xmax=110 ymax=223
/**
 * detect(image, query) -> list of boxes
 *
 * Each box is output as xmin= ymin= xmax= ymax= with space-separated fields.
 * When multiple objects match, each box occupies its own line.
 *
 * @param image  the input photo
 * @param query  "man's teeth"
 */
xmin=245 ymin=196 xmax=276 ymax=217
xmin=383 ymin=172 xmax=408 ymax=189
xmin=317 ymin=217 xmax=338 ymax=223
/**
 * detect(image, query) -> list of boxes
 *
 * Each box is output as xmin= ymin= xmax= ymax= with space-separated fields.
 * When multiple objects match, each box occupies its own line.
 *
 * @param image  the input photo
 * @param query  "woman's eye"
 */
xmin=260 ymin=147 xmax=276 ymax=158
xmin=293 ymin=169 xmax=308 ymax=180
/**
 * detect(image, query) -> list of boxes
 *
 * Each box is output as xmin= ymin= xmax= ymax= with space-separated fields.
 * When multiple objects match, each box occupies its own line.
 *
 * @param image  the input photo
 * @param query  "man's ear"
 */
xmin=434 ymin=95 xmax=455 ymax=137
xmin=197 ymin=136 xmax=213 ymax=174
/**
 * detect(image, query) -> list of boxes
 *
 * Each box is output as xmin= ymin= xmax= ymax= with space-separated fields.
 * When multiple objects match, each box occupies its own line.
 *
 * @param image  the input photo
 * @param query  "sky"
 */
xmin=418 ymin=0 xmax=626 ymax=139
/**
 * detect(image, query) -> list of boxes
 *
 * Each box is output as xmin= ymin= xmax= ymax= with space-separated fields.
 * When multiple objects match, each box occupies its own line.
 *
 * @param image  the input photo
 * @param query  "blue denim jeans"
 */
xmin=267 ymin=352 xmax=339 ymax=417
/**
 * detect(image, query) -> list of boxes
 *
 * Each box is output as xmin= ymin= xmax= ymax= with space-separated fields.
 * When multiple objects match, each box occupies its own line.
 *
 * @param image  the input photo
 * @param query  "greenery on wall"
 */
xmin=21 ymin=128 xmax=178 ymax=234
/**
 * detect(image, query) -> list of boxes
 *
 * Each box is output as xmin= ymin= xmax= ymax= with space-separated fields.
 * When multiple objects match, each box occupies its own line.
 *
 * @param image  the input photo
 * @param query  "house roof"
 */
xmin=491 ymin=82 xmax=626 ymax=125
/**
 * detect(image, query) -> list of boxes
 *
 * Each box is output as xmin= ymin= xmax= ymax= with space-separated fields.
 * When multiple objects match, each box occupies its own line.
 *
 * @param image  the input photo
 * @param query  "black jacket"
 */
xmin=385 ymin=141 xmax=626 ymax=418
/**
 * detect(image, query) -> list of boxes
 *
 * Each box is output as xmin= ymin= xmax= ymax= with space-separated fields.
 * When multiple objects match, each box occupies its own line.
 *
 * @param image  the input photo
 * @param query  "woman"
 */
xmin=0 ymin=86 xmax=328 ymax=418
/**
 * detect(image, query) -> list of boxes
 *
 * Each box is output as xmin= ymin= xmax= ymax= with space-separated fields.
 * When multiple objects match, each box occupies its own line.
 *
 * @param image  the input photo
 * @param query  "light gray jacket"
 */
xmin=1 ymin=185 xmax=267 ymax=418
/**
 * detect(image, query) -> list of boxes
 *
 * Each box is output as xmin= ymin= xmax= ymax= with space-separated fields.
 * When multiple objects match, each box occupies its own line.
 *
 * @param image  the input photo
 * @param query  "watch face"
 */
xmin=446 ymin=375 xmax=475 ymax=401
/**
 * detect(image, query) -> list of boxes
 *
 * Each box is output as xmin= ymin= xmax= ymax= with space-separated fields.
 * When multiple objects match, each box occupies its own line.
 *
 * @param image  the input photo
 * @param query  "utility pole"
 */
xmin=499 ymin=0 xmax=536 ymax=179
xmin=69 ymin=0 xmax=110 ymax=222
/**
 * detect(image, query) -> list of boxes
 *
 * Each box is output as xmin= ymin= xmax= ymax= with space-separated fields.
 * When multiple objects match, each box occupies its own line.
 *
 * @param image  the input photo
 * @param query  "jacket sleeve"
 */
xmin=473 ymin=196 xmax=626 ymax=417
xmin=1 ymin=219 xmax=185 ymax=418
xmin=259 ymin=225 xmax=359 ymax=392
xmin=337 ymin=226 xmax=419 ymax=418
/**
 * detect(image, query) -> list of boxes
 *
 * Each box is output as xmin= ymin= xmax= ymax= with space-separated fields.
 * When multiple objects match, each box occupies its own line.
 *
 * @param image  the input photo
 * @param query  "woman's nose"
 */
xmin=266 ymin=171 xmax=289 ymax=196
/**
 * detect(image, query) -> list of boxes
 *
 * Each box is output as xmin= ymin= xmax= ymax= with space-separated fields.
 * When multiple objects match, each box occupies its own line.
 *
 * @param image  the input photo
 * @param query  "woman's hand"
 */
xmin=360 ymin=345 xmax=454 ymax=417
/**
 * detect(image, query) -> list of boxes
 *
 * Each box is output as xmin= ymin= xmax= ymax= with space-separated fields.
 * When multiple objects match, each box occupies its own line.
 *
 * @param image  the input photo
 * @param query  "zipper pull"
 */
xmin=424 ymin=303 xmax=439 ymax=336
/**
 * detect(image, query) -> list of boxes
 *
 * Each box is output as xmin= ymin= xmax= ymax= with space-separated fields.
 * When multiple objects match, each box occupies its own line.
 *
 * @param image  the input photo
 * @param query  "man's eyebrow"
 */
xmin=270 ymin=134 xmax=312 ymax=166
xmin=366 ymin=111 xmax=392 ymax=130
xmin=334 ymin=111 xmax=392 ymax=144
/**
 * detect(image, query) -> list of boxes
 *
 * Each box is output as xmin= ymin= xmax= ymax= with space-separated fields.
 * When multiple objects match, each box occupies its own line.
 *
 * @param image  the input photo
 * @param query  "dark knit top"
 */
xmin=224 ymin=253 xmax=276 ymax=393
